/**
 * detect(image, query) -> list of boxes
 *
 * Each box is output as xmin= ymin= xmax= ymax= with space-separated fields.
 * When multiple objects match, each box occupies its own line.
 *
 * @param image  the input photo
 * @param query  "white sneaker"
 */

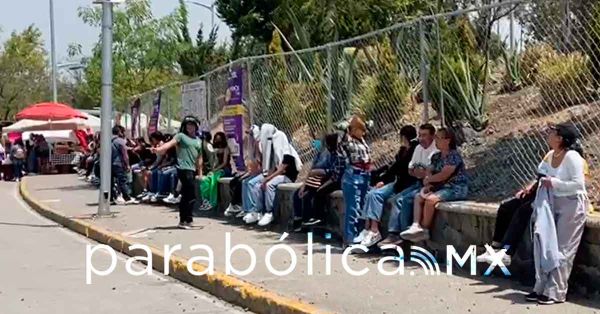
xmin=243 ymin=212 xmax=260 ymax=224
xmin=353 ymin=229 xmax=370 ymax=244
xmin=142 ymin=193 xmax=153 ymax=202
xmin=499 ymin=249 xmax=512 ymax=266
xmin=173 ymin=195 xmax=181 ymax=204
xmin=258 ymin=213 xmax=274 ymax=226
xmin=150 ymin=194 xmax=159 ymax=203
xmin=410 ymin=228 xmax=430 ymax=242
xmin=224 ymin=204 xmax=242 ymax=217
xmin=236 ymin=210 xmax=247 ymax=218
xmin=198 ymin=199 xmax=212 ymax=211
xmin=115 ymin=196 xmax=126 ymax=205
xmin=162 ymin=193 xmax=176 ymax=204
xmin=400 ymin=224 xmax=424 ymax=241
xmin=126 ymin=198 xmax=140 ymax=205
xmin=476 ymin=251 xmax=492 ymax=263
xmin=361 ymin=231 xmax=382 ymax=247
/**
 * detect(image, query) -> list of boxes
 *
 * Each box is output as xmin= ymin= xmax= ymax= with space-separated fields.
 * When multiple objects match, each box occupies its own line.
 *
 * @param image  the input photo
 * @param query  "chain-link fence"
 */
xmin=122 ymin=0 xmax=600 ymax=207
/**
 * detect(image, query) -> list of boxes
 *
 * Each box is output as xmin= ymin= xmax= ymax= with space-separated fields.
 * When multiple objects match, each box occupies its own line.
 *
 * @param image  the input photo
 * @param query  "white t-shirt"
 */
xmin=408 ymin=142 xmax=439 ymax=170
xmin=537 ymin=150 xmax=587 ymax=197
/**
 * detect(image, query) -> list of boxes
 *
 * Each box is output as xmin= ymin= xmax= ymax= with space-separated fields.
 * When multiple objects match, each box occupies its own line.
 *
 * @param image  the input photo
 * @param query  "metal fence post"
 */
xmin=206 ymin=75 xmax=212 ymax=125
xmin=436 ymin=17 xmax=445 ymax=128
xmin=326 ymin=44 xmax=334 ymax=131
xmin=563 ymin=0 xmax=571 ymax=51
xmin=419 ymin=20 xmax=430 ymax=124
xmin=246 ymin=58 xmax=254 ymax=125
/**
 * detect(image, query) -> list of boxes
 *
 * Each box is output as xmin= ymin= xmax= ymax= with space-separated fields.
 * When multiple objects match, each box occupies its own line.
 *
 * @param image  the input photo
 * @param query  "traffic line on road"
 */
xmin=19 ymin=178 xmax=329 ymax=314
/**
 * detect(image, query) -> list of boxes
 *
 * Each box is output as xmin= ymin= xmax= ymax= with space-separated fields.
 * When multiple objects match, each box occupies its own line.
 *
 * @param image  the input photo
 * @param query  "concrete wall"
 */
xmin=215 ymin=178 xmax=600 ymax=297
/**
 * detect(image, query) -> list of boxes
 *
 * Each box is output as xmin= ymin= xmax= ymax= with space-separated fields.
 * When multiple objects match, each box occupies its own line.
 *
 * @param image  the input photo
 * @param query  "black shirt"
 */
xmin=282 ymin=154 xmax=298 ymax=182
xmin=376 ymin=140 xmax=418 ymax=193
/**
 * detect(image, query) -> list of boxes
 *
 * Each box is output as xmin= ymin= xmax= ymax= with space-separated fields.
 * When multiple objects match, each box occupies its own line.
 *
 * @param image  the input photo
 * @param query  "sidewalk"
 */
xmin=21 ymin=175 xmax=600 ymax=314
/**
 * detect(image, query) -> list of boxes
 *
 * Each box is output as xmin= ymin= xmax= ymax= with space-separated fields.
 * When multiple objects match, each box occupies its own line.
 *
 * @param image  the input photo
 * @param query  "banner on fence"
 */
xmin=222 ymin=105 xmax=247 ymax=170
xmin=182 ymin=81 xmax=207 ymax=126
xmin=148 ymin=90 xmax=162 ymax=134
xmin=227 ymin=67 xmax=243 ymax=106
xmin=131 ymin=98 xmax=141 ymax=138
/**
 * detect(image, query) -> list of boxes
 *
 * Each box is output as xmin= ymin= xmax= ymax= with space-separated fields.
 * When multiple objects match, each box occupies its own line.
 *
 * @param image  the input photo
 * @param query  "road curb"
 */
xmin=19 ymin=179 xmax=328 ymax=314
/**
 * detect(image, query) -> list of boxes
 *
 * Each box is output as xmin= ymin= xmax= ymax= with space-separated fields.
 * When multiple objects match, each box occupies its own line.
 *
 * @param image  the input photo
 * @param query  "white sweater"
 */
xmin=537 ymin=150 xmax=587 ymax=197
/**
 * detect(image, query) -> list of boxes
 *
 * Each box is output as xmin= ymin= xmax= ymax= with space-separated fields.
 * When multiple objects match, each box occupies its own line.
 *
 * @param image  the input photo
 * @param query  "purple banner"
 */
xmin=131 ymin=98 xmax=141 ymax=139
xmin=223 ymin=106 xmax=245 ymax=170
xmin=227 ymin=68 xmax=243 ymax=106
xmin=148 ymin=90 xmax=162 ymax=134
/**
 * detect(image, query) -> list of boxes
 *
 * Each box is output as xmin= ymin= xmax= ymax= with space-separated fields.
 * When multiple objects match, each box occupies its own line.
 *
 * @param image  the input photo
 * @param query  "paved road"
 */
xmin=0 ymin=181 xmax=248 ymax=314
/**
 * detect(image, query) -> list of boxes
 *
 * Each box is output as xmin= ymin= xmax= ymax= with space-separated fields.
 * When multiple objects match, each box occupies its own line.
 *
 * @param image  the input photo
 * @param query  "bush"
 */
xmin=352 ymin=41 xmax=412 ymax=134
xmin=501 ymin=49 xmax=523 ymax=92
xmin=536 ymin=52 xmax=594 ymax=107
xmin=520 ymin=43 xmax=557 ymax=85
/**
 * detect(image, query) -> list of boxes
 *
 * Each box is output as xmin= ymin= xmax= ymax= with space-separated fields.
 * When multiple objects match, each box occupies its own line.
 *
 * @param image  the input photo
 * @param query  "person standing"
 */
xmin=339 ymin=116 xmax=372 ymax=247
xmin=10 ymin=139 xmax=26 ymax=182
xmin=152 ymin=116 xmax=203 ymax=230
xmin=526 ymin=123 xmax=588 ymax=305
xmin=110 ymin=126 xmax=138 ymax=205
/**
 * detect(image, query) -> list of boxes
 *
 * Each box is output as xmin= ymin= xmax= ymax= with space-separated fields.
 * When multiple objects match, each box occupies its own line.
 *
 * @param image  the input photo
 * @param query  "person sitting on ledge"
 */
xmin=358 ymin=125 xmax=418 ymax=247
xmin=243 ymin=124 xmax=302 ymax=227
xmin=378 ymin=124 xmax=438 ymax=247
xmin=293 ymin=132 xmax=343 ymax=231
xmin=401 ymin=127 xmax=468 ymax=242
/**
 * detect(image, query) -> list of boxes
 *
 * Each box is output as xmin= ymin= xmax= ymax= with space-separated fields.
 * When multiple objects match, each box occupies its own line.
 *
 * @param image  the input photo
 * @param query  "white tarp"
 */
xmin=22 ymin=130 xmax=77 ymax=143
xmin=3 ymin=112 xmax=101 ymax=133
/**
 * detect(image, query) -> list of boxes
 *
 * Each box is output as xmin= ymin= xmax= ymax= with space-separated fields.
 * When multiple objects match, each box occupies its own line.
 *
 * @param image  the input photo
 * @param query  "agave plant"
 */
xmin=501 ymin=49 xmax=523 ymax=92
xmin=430 ymin=53 xmax=488 ymax=131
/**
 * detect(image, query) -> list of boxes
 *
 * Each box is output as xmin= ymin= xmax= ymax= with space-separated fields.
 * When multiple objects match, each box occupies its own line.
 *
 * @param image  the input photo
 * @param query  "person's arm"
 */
xmin=120 ymin=141 xmax=130 ymax=170
xmin=547 ymin=153 xmax=586 ymax=193
xmin=425 ymin=153 xmax=458 ymax=184
xmin=263 ymin=164 xmax=287 ymax=184
xmin=213 ymin=148 xmax=230 ymax=171
xmin=153 ymin=137 xmax=177 ymax=155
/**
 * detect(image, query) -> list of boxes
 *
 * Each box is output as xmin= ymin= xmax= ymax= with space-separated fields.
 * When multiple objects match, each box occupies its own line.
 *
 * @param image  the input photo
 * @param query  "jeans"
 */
xmin=364 ymin=182 xmax=396 ymax=221
xmin=293 ymin=181 xmax=341 ymax=222
xmin=388 ymin=182 xmax=422 ymax=233
xmin=157 ymin=167 xmax=178 ymax=195
xmin=341 ymin=168 xmax=370 ymax=244
xmin=263 ymin=175 xmax=291 ymax=213
xmin=242 ymin=174 xmax=263 ymax=212
xmin=13 ymin=159 xmax=24 ymax=180
xmin=111 ymin=164 xmax=131 ymax=201
xmin=149 ymin=168 xmax=160 ymax=193
xmin=177 ymin=169 xmax=196 ymax=224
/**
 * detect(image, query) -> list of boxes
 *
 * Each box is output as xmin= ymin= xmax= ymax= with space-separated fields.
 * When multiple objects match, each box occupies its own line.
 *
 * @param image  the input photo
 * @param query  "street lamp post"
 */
xmin=94 ymin=0 xmax=122 ymax=217
xmin=49 ymin=0 xmax=58 ymax=102
xmin=186 ymin=1 xmax=215 ymax=30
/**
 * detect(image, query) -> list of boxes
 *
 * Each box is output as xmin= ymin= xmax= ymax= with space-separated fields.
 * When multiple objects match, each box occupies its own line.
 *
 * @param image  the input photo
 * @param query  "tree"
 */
xmin=0 ymin=26 xmax=49 ymax=120
xmin=215 ymin=0 xmax=283 ymax=46
xmin=78 ymin=0 xmax=183 ymax=110
xmin=176 ymin=0 xmax=230 ymax=77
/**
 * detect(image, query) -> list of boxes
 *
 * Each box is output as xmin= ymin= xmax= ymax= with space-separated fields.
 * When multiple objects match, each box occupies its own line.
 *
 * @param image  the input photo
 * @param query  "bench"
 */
xmin=216 ymin=178 xmax=600 ymax=296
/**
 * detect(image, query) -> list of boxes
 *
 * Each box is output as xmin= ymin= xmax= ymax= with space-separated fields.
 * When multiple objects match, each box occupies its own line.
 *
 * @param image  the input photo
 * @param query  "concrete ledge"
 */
xmin=20 ymin=178 xmax=329 ymax=314
xmin=216 ymin=179 xmax=600 ymax=296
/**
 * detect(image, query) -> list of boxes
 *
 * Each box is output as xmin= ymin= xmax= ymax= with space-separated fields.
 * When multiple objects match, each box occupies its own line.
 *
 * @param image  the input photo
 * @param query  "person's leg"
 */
xmin=177 ymin=169 xmax=196 ymax=224
xmin=243 ymin=174 xmax=263 ymax=212
xmin=421 ymin=194 xmax=441 ymax=229
xmin=293 ymin=189 xmax=303 ymax=219
xmin=230 ymin=173 xmax=243 ymax=206
xmin=309 ymin=182 xmax=340 ymax=222
xmin=534 ymin=195 xmax=587 ymax=303
xmin=265 ymin=175 xmax=290 ymax=213
xmin=364 ymin=183 xmax=396 ymax=233
xmin=342 ymin=170 xmax=369 ymax=245
xmin=249 ymin=174 xmax=265 ymax=213
xmin=115 ymin=165 xmax=131 ymax=201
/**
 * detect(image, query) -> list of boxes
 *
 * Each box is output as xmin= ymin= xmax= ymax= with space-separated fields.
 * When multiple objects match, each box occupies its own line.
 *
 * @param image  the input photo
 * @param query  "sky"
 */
xmin=0 ymin=0 xmax=232 ymax=64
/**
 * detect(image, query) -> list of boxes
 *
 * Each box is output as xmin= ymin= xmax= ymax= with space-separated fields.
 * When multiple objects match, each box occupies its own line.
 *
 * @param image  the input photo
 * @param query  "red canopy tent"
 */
xmin=16 ymin=102 xmax=87 ymax=121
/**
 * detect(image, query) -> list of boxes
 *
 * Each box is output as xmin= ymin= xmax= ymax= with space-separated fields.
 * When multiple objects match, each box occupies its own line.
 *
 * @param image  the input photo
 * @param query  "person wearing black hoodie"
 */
xmin=358 ymin=125 xmax=419 ymax=248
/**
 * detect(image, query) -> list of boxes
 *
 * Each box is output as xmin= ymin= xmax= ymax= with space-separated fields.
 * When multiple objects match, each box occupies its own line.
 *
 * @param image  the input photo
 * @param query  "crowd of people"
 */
xmin=72 ymin=115 xmax=589 ymax=306
xmin=0 ymin=134 xmax=57 ymax=182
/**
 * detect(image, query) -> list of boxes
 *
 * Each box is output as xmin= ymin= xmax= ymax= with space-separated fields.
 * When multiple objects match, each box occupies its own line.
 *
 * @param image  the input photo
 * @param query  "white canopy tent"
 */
xmin=22 ymin=130 xmax=78 ymax=143
xmin=3 ymin=112 xmax=101 ymax=133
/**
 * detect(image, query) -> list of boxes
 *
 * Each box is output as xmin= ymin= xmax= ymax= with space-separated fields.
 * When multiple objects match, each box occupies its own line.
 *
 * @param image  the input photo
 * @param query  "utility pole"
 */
xmin=95 ymin=0 xmax=122 ymax=216
xmin=49 ymin=0 xmax=58 ymax=102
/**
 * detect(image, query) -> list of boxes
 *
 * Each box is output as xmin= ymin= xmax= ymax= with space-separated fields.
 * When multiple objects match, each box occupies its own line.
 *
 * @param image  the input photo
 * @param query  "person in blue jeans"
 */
xmin=339 ymin=116 xmax=372 ymax=247
xmin=358 ymin=125 xmax=418 ymax=247
xmin=378 ymin=124 xmax=438 ymax=247
xmin=401 ymin=128 xmax=468 ymax=242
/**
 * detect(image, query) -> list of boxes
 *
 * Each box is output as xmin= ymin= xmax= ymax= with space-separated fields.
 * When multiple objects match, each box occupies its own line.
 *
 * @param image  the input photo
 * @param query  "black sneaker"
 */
xmin=537 ymin=295 xmax=558 ymax=305
xmin=302 ymin=218 xmax=322 ymax=227
xmin=525 ymin=292 xmax=539 ymax=302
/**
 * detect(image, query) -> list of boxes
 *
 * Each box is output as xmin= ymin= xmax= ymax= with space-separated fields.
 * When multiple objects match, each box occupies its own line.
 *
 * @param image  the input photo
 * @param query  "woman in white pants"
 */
xmin=527 ymin=123 xmax=588 ymax=305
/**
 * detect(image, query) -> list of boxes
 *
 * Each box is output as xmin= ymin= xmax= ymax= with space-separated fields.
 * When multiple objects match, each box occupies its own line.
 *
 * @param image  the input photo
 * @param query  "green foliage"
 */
xmin=430 ymin=53 xmax=488 ymax=131
xmin=216 ymin=0 xmax=283 ymax=45
xmin=78 ymin=0 xmax=183 ymax=110
xmin=501 ymin=49 xmax=522 ymax=92
xmin=536 ymin=52 xmax=594 ymax=107
xmin=353 ymin=41 xmax=411 ymax=133
xmin=176 ymin=0 xmax=230 ymax=77
xmin=520 ymin=43 xmax=557 ymax=85
xmin=0 ymin=26 xmax=49 ymax=120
